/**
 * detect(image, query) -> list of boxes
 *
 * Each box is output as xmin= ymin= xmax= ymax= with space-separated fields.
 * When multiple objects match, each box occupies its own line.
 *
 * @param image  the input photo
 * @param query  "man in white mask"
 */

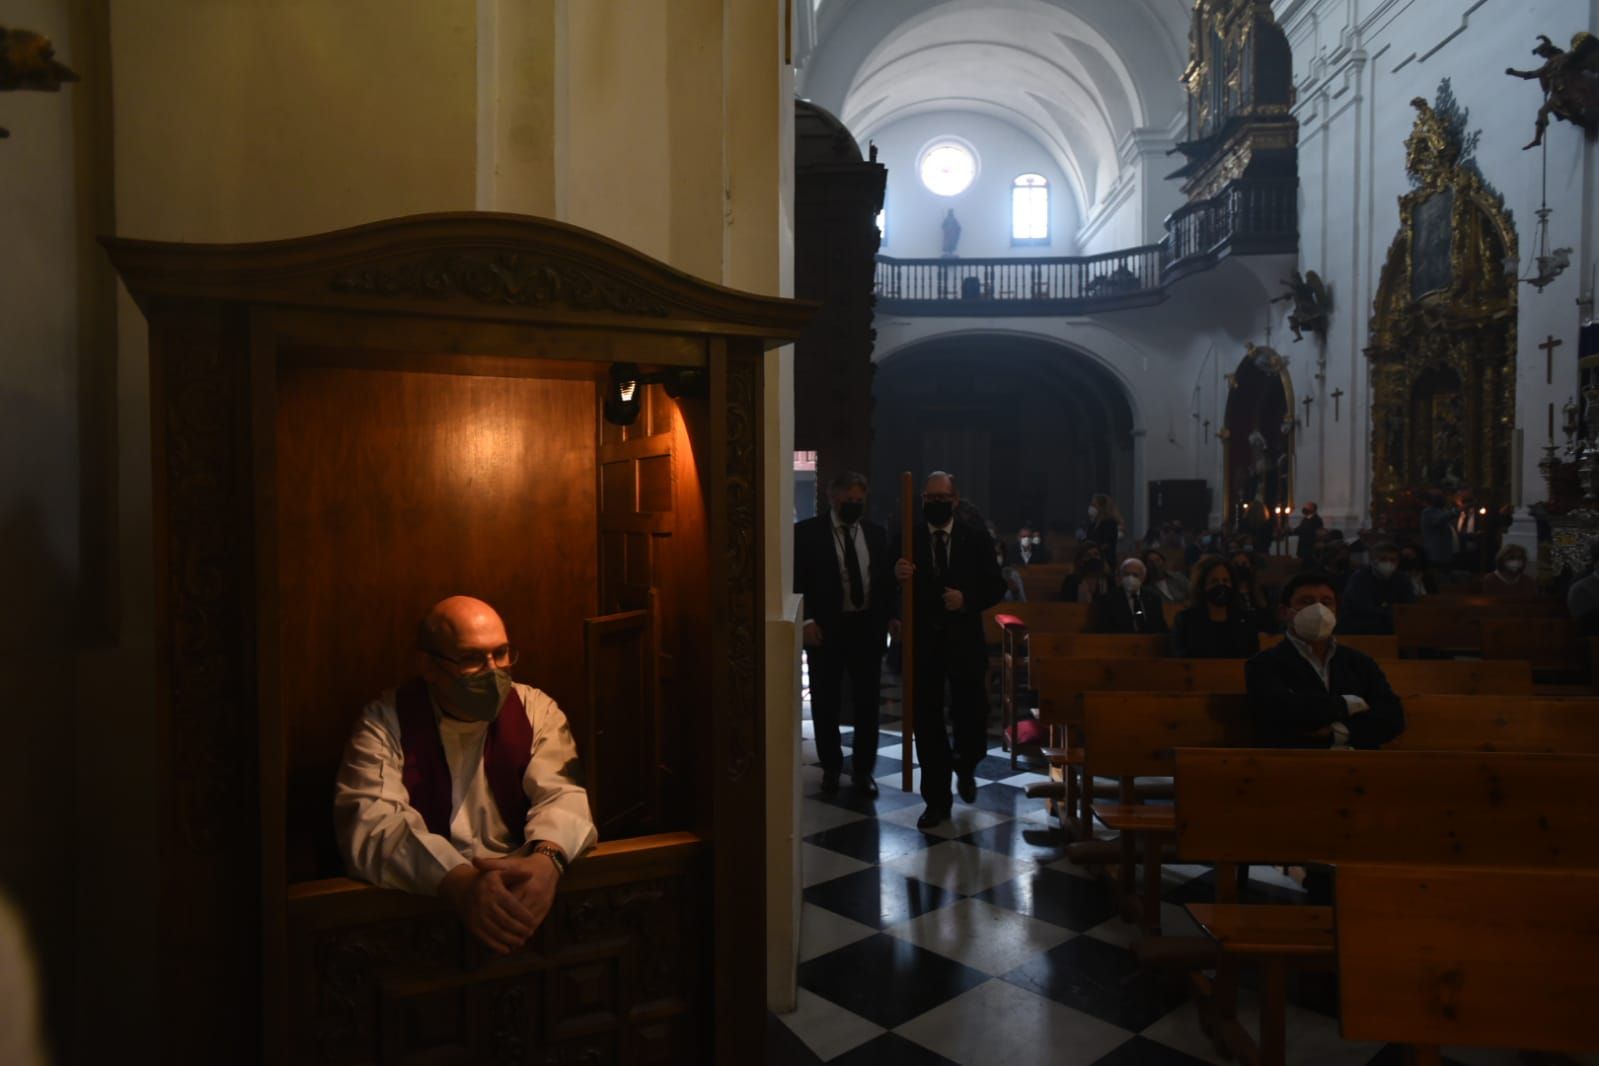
xmin=1096 ymin=557 xmax=1170 ymax=634
xmin=335 ymin=596 xmax=597 ymax=956
xmin=1338 ymin=542 xmax=1416 ymax=634
xmin=1005 ymin=524 xmax=1052 ymax=567
xmin=1245 ymin=573 xmax=1406 ymax=751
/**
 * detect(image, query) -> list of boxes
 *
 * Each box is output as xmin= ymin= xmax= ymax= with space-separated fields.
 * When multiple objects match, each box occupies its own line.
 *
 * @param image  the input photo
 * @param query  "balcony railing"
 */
xmin=874 ymin=178 xmax=1296 ymax=315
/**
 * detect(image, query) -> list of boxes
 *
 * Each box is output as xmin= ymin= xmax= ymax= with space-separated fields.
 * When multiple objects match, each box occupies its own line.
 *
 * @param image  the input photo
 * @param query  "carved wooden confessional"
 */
xmin=1367 ymin=91 xmax=1517 ymax=516
xmin=103 ymin=214 xmax=811 ymax=1065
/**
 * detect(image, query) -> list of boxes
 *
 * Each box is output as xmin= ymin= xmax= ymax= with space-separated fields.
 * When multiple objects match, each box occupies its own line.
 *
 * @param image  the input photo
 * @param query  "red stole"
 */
xmin=393 ymin=678 xmax=533 ymax=843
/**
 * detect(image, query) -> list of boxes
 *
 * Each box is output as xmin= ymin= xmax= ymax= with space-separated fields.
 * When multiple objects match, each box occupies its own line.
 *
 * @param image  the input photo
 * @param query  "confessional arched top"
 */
xmin=104 ymin=213 xmax=811 ymax=1065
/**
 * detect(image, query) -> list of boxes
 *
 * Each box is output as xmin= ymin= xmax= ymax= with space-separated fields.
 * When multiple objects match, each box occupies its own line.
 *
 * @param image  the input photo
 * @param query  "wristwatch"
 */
xmin=531 ymin=841 xmax=568 ymax=876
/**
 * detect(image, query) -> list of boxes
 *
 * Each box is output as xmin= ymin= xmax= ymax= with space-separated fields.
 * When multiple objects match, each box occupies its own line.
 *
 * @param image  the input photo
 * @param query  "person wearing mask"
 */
xmin=1006 ymin=524 xmax=1052 ymax=566
xmin=1339 ymin=542 xmax=1417 ymax=635
xmin=1171 ymin=556 xmax=1262 ymax=658
xmin=1060 ymin=543 xmax=1110 ymax=603
xmin=1229 ymin=551 xmax=1275 ymax=633
xmin=893 ymin=471 xmax=1008 ymax=828
xmin=1420 ymin=489 xmax=1461 ymax=571
xmin=1143 ymin=547 xmax=1190 ymax=604
xmin=1096 ymin=557 xmax=1169 ymax=634
xmin=1567 ymin=541 xmax=1599 ymax=633
xmin=1295 ymin=502 xmax=1324 ymax=563
xmin=794 ymin=471 xmax=896 ymax=796
xmin=1086 ymin=494 xmax=1124 ymax=560
xmin=1245 ymin=572 xmax=1406 ymax=906
xmin=1481 ymin=544 xmax=1536 ymax=598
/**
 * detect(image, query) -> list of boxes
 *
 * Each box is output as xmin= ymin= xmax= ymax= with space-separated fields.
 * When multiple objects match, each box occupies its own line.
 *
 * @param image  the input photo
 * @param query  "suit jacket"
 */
xmin=1095 ymin=586 xmax=1169 ymax=634
xmin=895 ymin=521 xmax=1007 ymax=678
xmin=794 ymin=514 xmax=895 ymax=638
xmin=1170 ymin=606 xmax=1260 ymax=658
xmin=1245 ymin=639 xmax=1406 ymax=749
xmin=1339 ymin=566 xmax=1417 ymax=635
xmin=1004 ymin=541 xmax=1053 ymax=567
xmin=1295 ymin=514 xmax=1324 ymax=560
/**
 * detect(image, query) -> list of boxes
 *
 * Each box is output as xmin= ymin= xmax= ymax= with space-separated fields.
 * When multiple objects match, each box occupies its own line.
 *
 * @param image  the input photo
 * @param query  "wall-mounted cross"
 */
xmin=1541 ymin=334 xmax=1564 ymax=385
xmin=1301 ymin=394 xmax=1314 ymax=424
xmin=1331 ymin=388 xmax=1344 ymax=421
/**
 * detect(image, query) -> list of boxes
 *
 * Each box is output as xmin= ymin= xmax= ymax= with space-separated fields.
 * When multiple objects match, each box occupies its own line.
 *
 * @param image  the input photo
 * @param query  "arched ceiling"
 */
xmin=801 ymin=0 xmax=1190 ymax=217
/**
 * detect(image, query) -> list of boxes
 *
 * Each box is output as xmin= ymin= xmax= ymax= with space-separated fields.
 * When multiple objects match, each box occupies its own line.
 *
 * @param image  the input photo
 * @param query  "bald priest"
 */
xmin=334 ymin=596 xmax=597 ymax=955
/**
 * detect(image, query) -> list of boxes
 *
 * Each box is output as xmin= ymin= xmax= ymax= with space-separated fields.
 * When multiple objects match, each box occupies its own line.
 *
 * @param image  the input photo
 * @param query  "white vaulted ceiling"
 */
xmin=801 ymin=0 xmax=1189 ymax=217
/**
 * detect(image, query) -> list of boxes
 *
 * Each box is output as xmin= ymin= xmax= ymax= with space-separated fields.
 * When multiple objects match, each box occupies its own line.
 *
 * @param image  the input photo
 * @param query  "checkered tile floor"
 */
xmin=768 ymin=671 xmax=1568 ymax=1066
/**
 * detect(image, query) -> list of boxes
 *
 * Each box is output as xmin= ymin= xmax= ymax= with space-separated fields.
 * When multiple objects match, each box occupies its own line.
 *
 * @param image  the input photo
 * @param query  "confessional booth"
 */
xmin=105 ymin=214 xmax=811 ymax=1065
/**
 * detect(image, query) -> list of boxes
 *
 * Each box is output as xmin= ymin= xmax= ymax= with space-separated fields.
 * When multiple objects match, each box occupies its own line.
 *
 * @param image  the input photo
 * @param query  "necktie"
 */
xmin=842 ymin=525 xmax=865 ymax=609
xmin=934 ymin=530 xmax=950 ymax=575
xmin=1131 ymin=593 xmax=1144 ymax=632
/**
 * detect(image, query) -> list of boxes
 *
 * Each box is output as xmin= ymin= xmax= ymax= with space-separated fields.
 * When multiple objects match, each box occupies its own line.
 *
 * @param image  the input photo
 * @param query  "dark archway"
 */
xmin=871 ymin=334 xmax=1137 ymax=538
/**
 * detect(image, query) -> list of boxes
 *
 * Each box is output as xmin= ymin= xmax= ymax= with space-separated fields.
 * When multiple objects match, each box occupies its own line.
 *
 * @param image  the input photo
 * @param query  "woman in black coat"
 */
xmin=1171 ymin=556 xmax=1262 ymax=658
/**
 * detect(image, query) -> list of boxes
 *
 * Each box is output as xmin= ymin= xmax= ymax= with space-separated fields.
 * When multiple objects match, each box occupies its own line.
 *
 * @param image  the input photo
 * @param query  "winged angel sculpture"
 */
xmin=1271 ymin=271 xmax=1331 ymax=342
xmin=0 ymin=24 xmax=79 ymax=138
xmin=1506 ymin=33 xmax=1599 ymax=150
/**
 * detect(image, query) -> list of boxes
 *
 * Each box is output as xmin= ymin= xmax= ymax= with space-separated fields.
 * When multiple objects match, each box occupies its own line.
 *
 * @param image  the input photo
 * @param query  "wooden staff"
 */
xmin=899 ymin=471 xmax=916 ymax=793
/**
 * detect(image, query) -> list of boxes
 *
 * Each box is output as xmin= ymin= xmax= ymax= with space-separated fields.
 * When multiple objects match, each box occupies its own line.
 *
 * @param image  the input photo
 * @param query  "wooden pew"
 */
xmin=1397 ymin=596 xmax=1566 ymax=656
xmin=1016 ymin=563 xmax=1072 ymax=603
xmin=1025 ymin=632 xmax=1168 ymax=660
xmin=982 ymin=601 xmax=1093 ymax=644
xmin=1258 ymin=632 xmax=1398 ymax=659
xmin=1479 ymin=615 xmax=1591 ymax=677
xmin=1034 ymin=657 xmax=1535 ymax=840
xmin=1084 ymin=694 xmax=1599 ymax=931
xmin=1172 ymin=749 xmax=1599 ymax=1066
xmin=1336 ymin=863 xmax=1599 ymax=1059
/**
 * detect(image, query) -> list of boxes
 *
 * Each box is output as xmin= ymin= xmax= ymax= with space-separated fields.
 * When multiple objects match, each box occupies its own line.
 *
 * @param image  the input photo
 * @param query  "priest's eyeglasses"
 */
xmin=427 ymin=644 xmax=520 ymax=676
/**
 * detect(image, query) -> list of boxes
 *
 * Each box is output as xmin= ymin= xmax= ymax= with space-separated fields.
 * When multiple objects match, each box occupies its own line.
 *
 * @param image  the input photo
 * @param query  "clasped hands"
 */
xmin=893 ymin=558 xmax=964 ymax=611
xmin=439 ymin=851 xmax=561 ymax=955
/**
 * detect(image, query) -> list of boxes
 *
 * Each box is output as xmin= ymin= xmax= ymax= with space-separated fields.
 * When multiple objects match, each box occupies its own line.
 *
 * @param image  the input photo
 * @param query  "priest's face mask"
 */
xmin=419 ymin=609 xmax=519 ymax=721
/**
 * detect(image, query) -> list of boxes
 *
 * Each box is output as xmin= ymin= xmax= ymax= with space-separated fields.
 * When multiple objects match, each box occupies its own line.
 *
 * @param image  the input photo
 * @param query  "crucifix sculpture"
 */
xmin=1301 ymin=394 xmax=1314 ymax=424
xmin=1331 ymin=388 xmax=1344 ymax=421
xmin=1541 ymin=334 xmax=1563 ymax=385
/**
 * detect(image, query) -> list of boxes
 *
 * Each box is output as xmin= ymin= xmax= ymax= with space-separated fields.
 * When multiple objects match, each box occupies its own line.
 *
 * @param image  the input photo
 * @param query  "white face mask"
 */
xmin=1087 ymin=506 xmax=1100 ymax=520
xmin=1374 ymin=561 xmax=1397 ymax=579
xmin=1503 ymin=559 xmax=1525 ymax=574
xmin=1030 ymin=536 xmax=1042 ymax=546
xmin=1121 ymin=574 xmax=1143 ymax=594
xmin=1292 ymin=602 xmax=1337 ymax=642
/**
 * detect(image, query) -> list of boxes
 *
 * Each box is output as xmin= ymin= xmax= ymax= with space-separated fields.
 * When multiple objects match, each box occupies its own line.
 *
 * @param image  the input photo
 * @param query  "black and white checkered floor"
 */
xmin=767 ymin=674 xmax=1582 ymax=1066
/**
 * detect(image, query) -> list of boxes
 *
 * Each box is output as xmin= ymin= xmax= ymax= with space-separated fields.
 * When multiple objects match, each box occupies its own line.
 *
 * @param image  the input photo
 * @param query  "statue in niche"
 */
xmin=1271 ymin=270 xmax=1331 ymax=341
xmin=1506 ymin=33 xmax=1599 ymax=149
xmin=940 ymin=209 xmax=962 ymax=257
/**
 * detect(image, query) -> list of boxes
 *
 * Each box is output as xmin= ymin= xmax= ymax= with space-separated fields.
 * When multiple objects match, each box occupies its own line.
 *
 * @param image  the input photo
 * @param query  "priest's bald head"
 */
xmin=416 ymin=596 xmax=519 ymax=721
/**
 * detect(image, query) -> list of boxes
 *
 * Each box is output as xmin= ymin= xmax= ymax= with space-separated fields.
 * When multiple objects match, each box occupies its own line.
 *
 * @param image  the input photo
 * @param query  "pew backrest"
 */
xmin=1388 ymin=696 xmax=1599 ymax=753
xmin=1174 ymin=748 xmax=1599 ymax=867
xmin=1397 ymin=597 xmax=1566 ymax=654
xmin=984 ymin=601 xmax=1094 ymax=644
xmin=1336 ymin=863 xmax=1599 ymax=1054
xmin=1082 ymin=693 xmax=1250 ymax=777
xmin=1026 ymin=632 xmax=1168 ymax=660
xmin=1478 ymin=616 xmax=1591 ymax=673
xmin=1379 ymin=658 xmax=1531 ymax=696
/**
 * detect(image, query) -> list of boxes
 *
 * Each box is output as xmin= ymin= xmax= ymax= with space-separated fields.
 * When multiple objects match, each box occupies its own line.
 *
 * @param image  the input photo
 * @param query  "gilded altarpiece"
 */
xmin=1367 ymin=87 xmax=1518 ymax=517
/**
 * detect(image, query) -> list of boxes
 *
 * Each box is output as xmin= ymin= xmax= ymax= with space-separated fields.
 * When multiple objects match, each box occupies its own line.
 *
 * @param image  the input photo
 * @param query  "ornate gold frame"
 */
xmin=1367 ymin=95 xmax=1518 ymax=516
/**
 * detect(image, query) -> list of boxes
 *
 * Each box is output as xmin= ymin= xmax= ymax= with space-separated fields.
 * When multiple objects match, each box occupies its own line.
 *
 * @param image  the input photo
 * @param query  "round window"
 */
xmin=918 ymin=140 xmax=978 ymax=197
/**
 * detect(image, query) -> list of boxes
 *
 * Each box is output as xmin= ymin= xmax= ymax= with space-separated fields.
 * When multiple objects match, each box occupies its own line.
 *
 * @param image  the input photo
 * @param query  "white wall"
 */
xmin=869 ymin=110 xmax=1080 ymax=258
xmin=1279 ymin=0 xmax=1599 ymax=535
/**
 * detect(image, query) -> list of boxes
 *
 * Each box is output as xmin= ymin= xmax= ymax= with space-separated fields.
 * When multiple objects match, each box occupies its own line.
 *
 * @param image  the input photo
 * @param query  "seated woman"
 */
xmin=1229 ymin=550 xmax=1277 ymax=633
xmin=1059 ymin=542 xmax=1111 ymax=603
xmin=1171 ymin=556 xmax=1262 ymax=658
xmin=1480 ymin=543 xmax=1536 ymax=597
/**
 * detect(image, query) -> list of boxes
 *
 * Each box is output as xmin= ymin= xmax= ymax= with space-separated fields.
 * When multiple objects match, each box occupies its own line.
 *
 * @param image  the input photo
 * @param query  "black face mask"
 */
xmin=837 ymin=500 xmax=863 ymax=523
xmin=923 ymin=500 xmax=954 ymax=526
xmin=1206 ymin=584 xmax=1233 ymax=607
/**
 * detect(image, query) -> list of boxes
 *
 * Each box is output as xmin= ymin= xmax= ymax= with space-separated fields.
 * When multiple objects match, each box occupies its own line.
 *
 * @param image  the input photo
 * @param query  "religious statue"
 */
xmin=940 ymin=209 xmax=962 ymax=257
xmin=1270 ymin=270 xmax=1331 ymax=341
xmin=1506 ymin=33 xmax=1599 ymax=149
xmin=0 ymin=24 xmax=78 ymax=138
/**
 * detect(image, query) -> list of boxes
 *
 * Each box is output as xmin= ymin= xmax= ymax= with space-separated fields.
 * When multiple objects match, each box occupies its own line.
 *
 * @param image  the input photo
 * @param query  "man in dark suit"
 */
xmin=893 ymin=471 xmax=1007 ymax=828
xmin=1096 ymin=557 xmax=1169 ymax=634
xmin=1295 ymin=502 xmax=1324 ymax=563
xmin=1245 ymin=572 xmax=1406 ymax=751
xmin=1004 ymin=523 xmax=1052 ymax=567
xmin=795 ymin=472 xmax=895 ymax=796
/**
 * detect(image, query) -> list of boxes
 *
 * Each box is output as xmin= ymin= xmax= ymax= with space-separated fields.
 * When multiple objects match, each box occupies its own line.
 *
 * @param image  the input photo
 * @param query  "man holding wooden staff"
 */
xmin=893 ymin=471 xmax=1007 ymax=828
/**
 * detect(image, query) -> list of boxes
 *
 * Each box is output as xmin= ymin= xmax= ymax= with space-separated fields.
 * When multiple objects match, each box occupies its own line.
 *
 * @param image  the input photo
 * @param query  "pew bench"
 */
xmin=1170 ymin=749 xmax=1599 ymax=1066
xmin=1396 ymin=597 xmax=1565 ymax=657
xmin=1336 ymin=863 xmax=1599 ymax=1060
xmin=1479 ymin=615 xmax=1591 ymax=678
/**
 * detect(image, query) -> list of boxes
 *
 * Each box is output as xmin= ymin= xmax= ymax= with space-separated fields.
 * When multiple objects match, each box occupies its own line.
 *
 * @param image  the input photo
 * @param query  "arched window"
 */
xmin=1011 ymin=173 xmax=1049 ymax=244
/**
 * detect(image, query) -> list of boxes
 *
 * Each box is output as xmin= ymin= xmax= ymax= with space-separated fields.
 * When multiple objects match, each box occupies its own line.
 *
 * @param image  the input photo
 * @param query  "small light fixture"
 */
xmin=602 ymin=362 xmax=708 ymax=426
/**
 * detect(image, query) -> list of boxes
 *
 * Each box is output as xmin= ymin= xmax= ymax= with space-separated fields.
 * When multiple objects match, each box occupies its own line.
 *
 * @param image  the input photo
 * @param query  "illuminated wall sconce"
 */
xmin=603 ymin=362 xmax=708 ymax=426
